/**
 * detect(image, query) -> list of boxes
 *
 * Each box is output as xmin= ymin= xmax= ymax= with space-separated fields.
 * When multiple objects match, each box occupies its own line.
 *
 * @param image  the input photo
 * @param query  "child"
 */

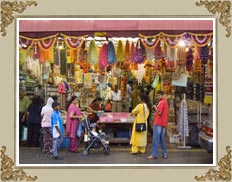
xmin=51 ymin=102 xmax=65 ymax=160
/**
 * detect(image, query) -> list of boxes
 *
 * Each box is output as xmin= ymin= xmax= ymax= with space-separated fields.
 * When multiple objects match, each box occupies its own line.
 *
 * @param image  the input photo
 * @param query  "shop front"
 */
xmin=18 ymin=18 xmax=214 ymax=146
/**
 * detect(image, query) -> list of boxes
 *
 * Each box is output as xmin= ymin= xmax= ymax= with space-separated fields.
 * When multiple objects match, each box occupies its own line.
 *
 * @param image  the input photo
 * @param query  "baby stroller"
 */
xmin=81 ymin=113 xmax=110 ymax=155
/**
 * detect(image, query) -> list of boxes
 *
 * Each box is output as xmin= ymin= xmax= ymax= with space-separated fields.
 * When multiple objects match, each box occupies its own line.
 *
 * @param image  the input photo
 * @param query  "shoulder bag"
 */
xmin=135 ymin=104 xmax=147 ymax=132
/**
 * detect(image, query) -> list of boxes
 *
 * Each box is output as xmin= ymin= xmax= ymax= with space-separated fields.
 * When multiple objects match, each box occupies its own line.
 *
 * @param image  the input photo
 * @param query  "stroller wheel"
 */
xmin=83 ymin=150 xmax=89 ymax=156
xmin=104 ymin=147 xmax=110 ymax=155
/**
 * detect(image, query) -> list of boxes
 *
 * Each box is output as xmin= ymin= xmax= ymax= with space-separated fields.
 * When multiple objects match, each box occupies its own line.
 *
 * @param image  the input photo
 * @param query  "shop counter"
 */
xmin=98 ymin=112 xmax=135 ymax=144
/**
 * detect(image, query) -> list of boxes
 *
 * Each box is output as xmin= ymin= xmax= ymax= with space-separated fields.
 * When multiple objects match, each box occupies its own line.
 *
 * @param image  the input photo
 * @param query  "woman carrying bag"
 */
xmin=130 ymin=94 xmax=150 ymax=155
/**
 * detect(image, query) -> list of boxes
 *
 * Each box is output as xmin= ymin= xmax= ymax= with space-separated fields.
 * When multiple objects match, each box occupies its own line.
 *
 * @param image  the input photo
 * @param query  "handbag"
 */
xmin=136 ymin=123 xmax=146 ymax=132
xmin=76 ymin=122 xmax=83 ymax=137
xmin=135 ymin=104 xmax=147 ymax=132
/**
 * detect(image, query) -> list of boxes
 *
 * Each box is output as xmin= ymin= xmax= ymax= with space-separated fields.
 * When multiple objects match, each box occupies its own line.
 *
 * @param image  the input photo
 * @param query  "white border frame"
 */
xmin=16 ymin=17 xmax=216 ymax=167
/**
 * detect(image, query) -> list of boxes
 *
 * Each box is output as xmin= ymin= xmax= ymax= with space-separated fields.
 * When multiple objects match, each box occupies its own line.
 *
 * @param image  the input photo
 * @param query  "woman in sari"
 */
xmin=66 ymin=96 xmax=83 ymax=153
xmin=130 ymin=94 xmax=150 ymax=154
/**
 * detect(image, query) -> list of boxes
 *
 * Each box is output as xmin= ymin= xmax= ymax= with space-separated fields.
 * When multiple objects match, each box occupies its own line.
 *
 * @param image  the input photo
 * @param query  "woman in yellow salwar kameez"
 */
xmin=130 ymin=94 xmax=150 ymax=154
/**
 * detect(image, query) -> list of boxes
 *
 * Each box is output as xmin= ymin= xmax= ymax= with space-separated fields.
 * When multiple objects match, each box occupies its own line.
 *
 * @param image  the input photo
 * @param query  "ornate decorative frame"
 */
xmin=0 ymin=0 xmax=231 ymax=181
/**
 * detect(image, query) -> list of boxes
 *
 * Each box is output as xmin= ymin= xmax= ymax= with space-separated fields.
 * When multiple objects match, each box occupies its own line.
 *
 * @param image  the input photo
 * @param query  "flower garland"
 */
xmin=19 ymin=36 xmax=34 ymax=50
xmin=162 ymin=33 xmax=185 ymax=48
xmin=87 ymin=40 xmax=98 ymax=65
xmin=124 ymin=40 xmax=130 ymax=62
xmin=130 ymin=41 xmax=136 ymax=63
xmin=189 ymin=32 xmax=212 ymax=47
xmin=116 ymin=40 xmax=124 ymax=62
xmin=37 ymin=36 xmax=56 ymax=50
xmin=139 ymin=33 xmax=161 ymax=49
xmin=61 ymin=34 xmax=87 ymax=49
xmin=99 ymin=43 xmax=108 ymax=69
xmin=107 ymin=41 xmax=116 ymax=64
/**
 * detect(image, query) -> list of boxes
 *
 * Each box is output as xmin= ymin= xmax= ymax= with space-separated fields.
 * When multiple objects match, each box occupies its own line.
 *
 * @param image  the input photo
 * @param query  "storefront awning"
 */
xmin=19 ymin=19 xmax=213 ymax=38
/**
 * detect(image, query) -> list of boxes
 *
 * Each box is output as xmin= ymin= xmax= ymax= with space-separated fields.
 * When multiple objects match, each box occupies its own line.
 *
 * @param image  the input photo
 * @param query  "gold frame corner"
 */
xmin=0 ymin=0 xmax=38 ymax=37
xmin=196 ymin=0 xmax=231 ymax=37
xmin=0 ymin=146 xmax=38 ymax=181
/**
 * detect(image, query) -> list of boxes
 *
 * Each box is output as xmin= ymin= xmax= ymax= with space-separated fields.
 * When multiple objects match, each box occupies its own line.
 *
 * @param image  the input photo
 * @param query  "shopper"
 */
xmin=27 ymin=96 xmax=43 ymax=147
xmin=19 ymin=90 xmax=31 ymax=146
xmin=111 ymin=85 xmax=122 ymax=112
xmin=41 ymin=97 xmax=54 ymax=154
xmin=130 ymin=94 xmax=150 ymax=154
xmin=146 ymin=90 xmax=169 ymax=159
xmin=51 ymin=102 xmax=65 ymax=160
xmin=87 ymin=97 xmax=103 ymax=130
xmin=145 ymin=85 xmax=153 ymax=136
xmin=66 ymin=96 xmax=83 ymax=153
xmin=34 ymin=84 xmax=45 ymax=103
xmin=87 ymin=97 xmax=102 ymax=122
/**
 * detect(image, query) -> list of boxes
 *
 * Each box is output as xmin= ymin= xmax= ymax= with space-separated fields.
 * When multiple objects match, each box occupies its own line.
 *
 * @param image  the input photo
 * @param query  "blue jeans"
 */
xmin=53 ymin=137 xmax=63 ymax=157
xmin=151 ymin=125 xmax=167 ymax=157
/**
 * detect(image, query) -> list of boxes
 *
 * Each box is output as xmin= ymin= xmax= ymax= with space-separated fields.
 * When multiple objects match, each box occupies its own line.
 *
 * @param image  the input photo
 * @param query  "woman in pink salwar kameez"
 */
xmin=66 ymin=96 xmax=83 ymax=153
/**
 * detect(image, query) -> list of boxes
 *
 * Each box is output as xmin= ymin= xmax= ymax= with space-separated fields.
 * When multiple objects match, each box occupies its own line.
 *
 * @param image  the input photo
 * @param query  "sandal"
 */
xmin=146 ymin=155 xmax=158 ymax=159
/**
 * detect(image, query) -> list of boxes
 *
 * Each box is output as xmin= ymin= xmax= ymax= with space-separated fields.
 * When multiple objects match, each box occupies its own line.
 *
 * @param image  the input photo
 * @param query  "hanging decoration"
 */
xmin=189 ymin=33 xmax=212 ymax=47
xmin=186 ymin=48 xmax=194 ymax=72
xmin=107 ymin=40 xmax=116 ymax=64
xmin=200 ymin=45 xmax=209 ymax=64
xmin=116 ymin=40 xmax=124 ymax=62
xmin=61 ymin=33 xmax=87 ymax=49
xmin=19 ymin=36 xmax=34 ymax=50
xmin=130 ymin=41 xmax=136 ymax=63
xmin=87 ymin=40 xmax=98 ymax=65
xmin=124 ymin=40 xmax=131 ymax=62
xmin=37 ymin=36 xmax=56 ymax=50
xmin=33 ymin=41 xmax=40 ymax=60
xmin=78 ymin=40 xmax=87 ymax=62
xmin=154 ymin=41 xmax=162 ymax=59
xmin=139 ymin=33 xmax=161 ymax=49
xmin=134 ymin=39 xmax=146 ymax=64
xmin=162 ymin=33 xmax=185 ymax=48
xmin=99 ymin=43 xmax=108 ymax=69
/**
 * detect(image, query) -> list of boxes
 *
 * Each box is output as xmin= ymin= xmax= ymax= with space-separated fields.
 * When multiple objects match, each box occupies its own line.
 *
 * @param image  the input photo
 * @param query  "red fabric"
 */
xmin=154 ymin=98 xmax=169 ymax=127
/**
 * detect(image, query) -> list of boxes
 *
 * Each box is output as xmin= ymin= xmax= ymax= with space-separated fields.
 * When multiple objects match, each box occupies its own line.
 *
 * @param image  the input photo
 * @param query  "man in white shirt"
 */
xmin=111 ymin=86 xmax=122 ymax=112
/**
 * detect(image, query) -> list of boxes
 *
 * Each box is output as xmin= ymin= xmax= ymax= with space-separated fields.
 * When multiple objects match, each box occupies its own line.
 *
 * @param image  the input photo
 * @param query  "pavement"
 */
xmin=19 ymin=142 xmax=213 ymax=166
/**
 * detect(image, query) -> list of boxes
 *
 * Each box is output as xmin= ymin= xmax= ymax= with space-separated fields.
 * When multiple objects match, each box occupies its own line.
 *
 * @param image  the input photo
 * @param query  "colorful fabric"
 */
xmin=42 ymin=127 xmax=53 ymax=153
